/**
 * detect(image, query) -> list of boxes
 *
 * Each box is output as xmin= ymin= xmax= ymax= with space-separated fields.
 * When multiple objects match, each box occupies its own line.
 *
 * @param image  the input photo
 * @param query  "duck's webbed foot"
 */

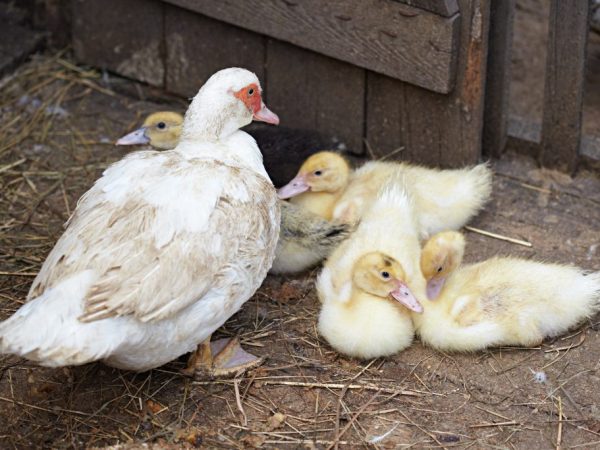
xmin=181 ymin=337 xmax=264 ymax=379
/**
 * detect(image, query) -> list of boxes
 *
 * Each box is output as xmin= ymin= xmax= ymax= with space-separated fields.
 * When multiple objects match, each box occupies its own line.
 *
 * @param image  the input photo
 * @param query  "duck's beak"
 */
xmin=391 ymin=280 xmax=423 ymax=313
xmin=277 ymin=174 xmax=309 ymax=199
xmin=253 ymin=101 xmax=279 ymax=125
xmin=116 ymin=127 xmax=150 ymax=146
xmin=426 ymin=276 xmax=446 ymax=300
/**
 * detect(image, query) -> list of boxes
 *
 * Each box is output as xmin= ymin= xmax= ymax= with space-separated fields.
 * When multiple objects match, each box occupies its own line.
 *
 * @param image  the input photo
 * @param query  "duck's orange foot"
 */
xmin=181 ymin=338 xmax=264 ymax=380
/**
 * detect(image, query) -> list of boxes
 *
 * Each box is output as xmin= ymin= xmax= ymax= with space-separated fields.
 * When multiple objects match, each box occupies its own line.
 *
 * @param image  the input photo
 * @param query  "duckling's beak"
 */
xmin=253 ymin=101 xmax=279 ymax=125
xmin=390 ymin=281 xmax=423 ymax=313
xmin=116 ymin=127 xmax=150 ymax=146
xmin=277 ymin=174 xmax=309 ymax=199
xmin=426 ymin=277 xmax=446 ymax=300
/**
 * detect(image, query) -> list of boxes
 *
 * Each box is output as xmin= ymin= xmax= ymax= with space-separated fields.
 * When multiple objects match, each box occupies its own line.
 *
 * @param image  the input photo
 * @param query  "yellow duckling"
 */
xmin=278 ymin=152 xmax=492 ymax=237
xmin=317 ymin=177 xmax=425 ymax=359
xmin=277 ymin=151 xmax=351 ymax=220
xmin=415 ymin=231 xmax=600 ymax=351
xmin=117 ymin=113 xmax=350 ymax=274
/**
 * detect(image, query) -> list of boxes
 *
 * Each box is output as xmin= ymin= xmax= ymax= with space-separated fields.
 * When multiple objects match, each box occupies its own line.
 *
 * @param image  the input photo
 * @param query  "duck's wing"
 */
xmin=28 ymin=151 xmax=279 ymax=323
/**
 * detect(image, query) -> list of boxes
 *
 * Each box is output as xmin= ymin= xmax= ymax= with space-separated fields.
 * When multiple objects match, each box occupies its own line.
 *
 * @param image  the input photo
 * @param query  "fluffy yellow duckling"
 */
xmin=116 ymin=111 xmax=183 ymax=150
xmin=278 ymin=152 xmax=492 ymax=237
xmin=317 ymin=177 xmax=425 ymax=359
xmin=277 ymin=151 xmax=351 ymax=220
xmin=117 ymin=113 xmax=350 ymax=273
xmin=415 ymin=231 xmax=600 ymax=351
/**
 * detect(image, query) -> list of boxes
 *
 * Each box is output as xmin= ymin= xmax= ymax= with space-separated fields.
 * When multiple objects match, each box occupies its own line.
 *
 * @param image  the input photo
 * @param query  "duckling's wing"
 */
xmin=29 ymin=151 xmax=278 ymax=323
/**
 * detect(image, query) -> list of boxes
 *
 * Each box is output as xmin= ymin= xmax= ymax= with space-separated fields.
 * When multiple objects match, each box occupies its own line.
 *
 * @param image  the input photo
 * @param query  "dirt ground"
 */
xmin=0 ymin=53 xmax=599 ymax=449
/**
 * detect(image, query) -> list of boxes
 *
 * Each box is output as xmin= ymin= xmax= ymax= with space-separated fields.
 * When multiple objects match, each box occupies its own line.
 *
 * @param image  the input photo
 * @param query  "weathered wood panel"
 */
xmin=72 ymin=0 xmax=164 ymax=86
xmin=366 ymin=0 xmax=490 ymax=167
xmin=394 ymin=0 xmax=458 ymax=17
xmin=163 ymin=0 xmax=459 ymax=94
xmin=266 ymin=40 xmax=365 ymax=155
xmin=540 ymin=0 xmax=589 ymax=172
xmin=164 ymin=4 xmax=265 ymax=97
xmin=482 ymin=0 xmax=515 ymax=158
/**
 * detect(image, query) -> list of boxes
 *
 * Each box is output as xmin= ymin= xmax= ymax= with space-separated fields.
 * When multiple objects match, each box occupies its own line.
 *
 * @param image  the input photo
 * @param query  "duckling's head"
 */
xmin=277 ymin=151 xmax=350 ymax=199
xmin=420 ymin=231 xmax=465 ymax=300
xmin=352 ymin=252 xmax=423 ymax=313
xmin=116 ymin=111 xmax=183 ymax=150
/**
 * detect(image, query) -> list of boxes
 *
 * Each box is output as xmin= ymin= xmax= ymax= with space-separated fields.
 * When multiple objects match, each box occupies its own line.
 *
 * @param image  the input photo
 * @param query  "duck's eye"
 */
xmin=157 ymin=122 xmax=166 ymax=130
xmin=248 ymin=88 xmax=255 ymax=96
xmin=437 ymin=267 xmax=443 ymax=273
xmin=381 ymin=271 xmax=390 ymax=279
xmin=314 ymin=170 xmax=323 ymax=176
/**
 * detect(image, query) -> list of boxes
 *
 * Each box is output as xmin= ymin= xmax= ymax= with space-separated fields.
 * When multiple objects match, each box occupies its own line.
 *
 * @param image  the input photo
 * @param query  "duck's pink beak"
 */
xmin=253 ymin=102 xmax=279 ymax=125
xmin=277 ymin=174 xmax=309 ymax=199
xmin=426 ymin=277 xmax=446 ymax=300
xmin=116 ymin=127 xmax=150 ymax=146
xmin=391 ymin=280 xmax=423 ymax=313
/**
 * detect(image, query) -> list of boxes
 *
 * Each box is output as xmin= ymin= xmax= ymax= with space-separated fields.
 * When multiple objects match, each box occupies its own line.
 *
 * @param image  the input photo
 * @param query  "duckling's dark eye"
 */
xmin=157 ymin=122 xmax=166 ymax=130
xmin=314 ymin=170 xmax=322 ymax=176
xmin=248 ymin=88 xmax=254 ymax=96
xmin=381 ymin=271 xmax=390 ymax=279
xmin=437 ymin=267 xmax=443 ymax=273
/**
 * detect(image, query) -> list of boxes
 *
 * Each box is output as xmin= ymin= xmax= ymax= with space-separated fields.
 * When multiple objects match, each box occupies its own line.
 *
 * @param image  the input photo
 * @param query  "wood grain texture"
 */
xmin=482 ymin=0 xmax=515 ymax=158
xmin=164 ymin=4 xmax=265 ymax=98
xmin=393 ymin=0 xmax=458 ymax=17
xmin=366 ymin=0 xmax=490 ymax=167
xmin=540 ymin=0 xmax=589 ymax=172
xmin=163 ymin=0 xmax=459 ymax=93
xmin=266 ymin=39 xmax=365 ymax=155
xmin=72 ymin=0 xmax=164 ymax=86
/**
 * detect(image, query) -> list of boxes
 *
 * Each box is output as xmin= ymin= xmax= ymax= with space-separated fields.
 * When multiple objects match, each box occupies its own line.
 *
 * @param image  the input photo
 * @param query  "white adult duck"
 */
xmin=0 ymin=68 xmax=280 ymax=377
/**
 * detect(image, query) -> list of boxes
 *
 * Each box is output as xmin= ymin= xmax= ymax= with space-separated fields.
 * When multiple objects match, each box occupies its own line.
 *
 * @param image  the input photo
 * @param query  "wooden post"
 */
xmin=540 ymin=0 xmax=589 ymax=172
xmin=482 ymin=0 xmax=515 ymax=158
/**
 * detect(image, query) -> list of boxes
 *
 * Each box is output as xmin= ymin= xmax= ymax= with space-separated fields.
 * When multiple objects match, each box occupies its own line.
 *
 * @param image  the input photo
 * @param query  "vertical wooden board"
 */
xmin=72 ymin=0 xmax=164 ymax=86
xmin=164 ymin=4 xmax=265 ymax=98
xmin=482 ymin=0 xmax=515 ymax=158
xmin=266 ymin=39 xmax=365 ymax=154
xmin=367 ymin=0 xmax=491 ymax=168
xmin=540 ymin=0 xmax=589 ymax=172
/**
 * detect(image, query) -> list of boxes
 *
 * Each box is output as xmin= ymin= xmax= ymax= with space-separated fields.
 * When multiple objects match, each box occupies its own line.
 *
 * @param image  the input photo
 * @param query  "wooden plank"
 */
xmin=507 ymin=115 xmax=542 ymax=157
xmin=266 ymin=39 xmax=365 ymax=155
xmin=366 ymin=0 xmax=490 ymax=167
xmin=72 ymin=0 xmax=164 ymax=86
xmin=164 ymin=4 xmax=265 ymax=98
xmin=162 ymin=0 xmax=459 ymax=94
xmin=482 ymin=0 xmax=515 ymax=158
xmin=540 ymin=0 xmax=589 ymax=172
xmin=393 ymin=0 xmax=458 ymax=17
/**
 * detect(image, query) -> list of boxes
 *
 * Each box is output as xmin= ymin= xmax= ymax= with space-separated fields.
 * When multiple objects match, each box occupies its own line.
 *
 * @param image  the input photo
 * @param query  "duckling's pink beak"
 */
xmin=391 ymin=281 xmax=423 ymax=313
xmin=253 ymin=101 xmax=279 ymax=125
xmin=426 ymin=277 xmax=446 ymax=300
xmin=116 ymin=127 xmax=150 ymax=146
xmin=277 ymin=174 xmax=309 ymax=199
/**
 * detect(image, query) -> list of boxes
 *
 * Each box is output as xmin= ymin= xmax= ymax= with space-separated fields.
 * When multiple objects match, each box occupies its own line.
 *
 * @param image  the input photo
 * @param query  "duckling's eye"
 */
xmin=157 ymin=122 xmax=166 ymax=130
xmin=314 ymin=170 xmax=323 ymax=176
xmin=381 ymin=271 xmax=390 ymax=279
xmin=436 ymin=267 xmax=443 ymax=273
xmin=248 ymin=88 xmax=254 ymax=96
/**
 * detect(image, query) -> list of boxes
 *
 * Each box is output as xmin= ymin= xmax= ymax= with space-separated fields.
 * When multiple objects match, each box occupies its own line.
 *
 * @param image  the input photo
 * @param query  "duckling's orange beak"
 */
xmin=277 ymin=174 xmax=309 ymax=199
xmin=116 ymin=127 xmax=150 ymax=146
xmin=391 ymin=280 xmax=423 ymax=313
xmin=426 ymin=276 xmax=446 ymax=300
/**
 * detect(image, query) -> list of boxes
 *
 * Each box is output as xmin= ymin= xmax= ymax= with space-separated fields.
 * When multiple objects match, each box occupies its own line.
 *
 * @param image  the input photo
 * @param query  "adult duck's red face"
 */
xmin=234 ymin=83 xmax=279 ymax=125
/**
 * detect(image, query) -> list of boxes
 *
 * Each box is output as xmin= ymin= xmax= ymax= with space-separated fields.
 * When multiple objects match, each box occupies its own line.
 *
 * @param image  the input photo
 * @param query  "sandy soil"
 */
xmin=0 ymin=54 xmax=599 ymax=449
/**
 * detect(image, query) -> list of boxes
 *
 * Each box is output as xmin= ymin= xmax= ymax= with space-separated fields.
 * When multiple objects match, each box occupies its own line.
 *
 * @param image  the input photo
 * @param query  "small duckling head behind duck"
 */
xmin=116 ymin=111 xmax=183 ymax=150
xmin=277 ymin=151 xmax=350 ymax=199
xmin=353 ymin=252 xmax=423 ymax=313
xmin=420 ymin=231 xmax=465 ymax=300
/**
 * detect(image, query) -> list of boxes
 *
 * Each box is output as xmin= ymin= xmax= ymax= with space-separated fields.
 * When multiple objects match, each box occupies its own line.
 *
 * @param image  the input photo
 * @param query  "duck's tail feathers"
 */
xmin=0 ymin=271 xmax=120 ymax=367
xmin=463 ymin=163 xmax=493 ymax=212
